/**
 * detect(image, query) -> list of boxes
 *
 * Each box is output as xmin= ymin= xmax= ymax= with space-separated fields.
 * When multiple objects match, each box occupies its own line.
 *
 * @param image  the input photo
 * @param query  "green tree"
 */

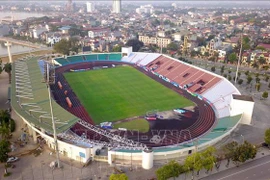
xmin=204 ymin=52 xmax=210 ymax=57
xmin=0 ymin=139 xmax=11 ymax=175
xmin=54 ymin=39 xmax=71 ymax=55
xmin=255 ymin=83 xmax=261 ymax=91
xmin=228 ymin=53 xmax=237 ymax=64
xmin=256 ymin=46 xmax=266 ymax=51
xmin=3 ymin=63 xmax=12 ymax=84
xmin=232 ymin=141 xmax=257 ymax=167
xmin=247 ymin=75 xmax=253 ymax=84
xmin=228 ymin=75 xmax=232 ymax=81
xmin=0 ymin=124 xmax=10 ymax=140
xmin=112 ymin=45 xmax=122 ymax=52
xmin=156 ymin=160 xmax=184 ymax=180
xmin=110 ymin=173 xmax=128 ymax=180
xmin=245 ymin=70 xmax=249 ymax=76
xmin=190 ymin=50 xmax=197 ymax=57
xmin=53 ymin=38 xmax=79 ymax=55
xmin=167 ymin=42 xmax=179 ymax=51
xmin=223 ymin=141 xmax=238 ymax=167
xmin=265 ymin=75 xmax=269 ymax=82
xmin=211 ymin=66 xmax=216 ymax=72
xmin=201 ymin=147 xmax=216 ymax=173
xmin=269 ymin=82 xmax=270 ymax=89
xmin=221 ymin=65 xmax=225 ymax=74
xmin=258 ymin=57 xmax=266 ymax=66
xmin=238 ymin=79 xmax=243 ymax=85
xmin=262 ymin=91 xmax=268 ymax=99
xmin=264 ymin=128 xmax=270 ymax=146
xmin=125 ymin=39 xmax=144 ymax=52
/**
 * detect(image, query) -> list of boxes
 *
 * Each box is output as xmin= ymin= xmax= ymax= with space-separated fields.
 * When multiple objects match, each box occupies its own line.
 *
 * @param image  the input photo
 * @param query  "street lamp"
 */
xmin=45 ymin=63 xmax=61 ymax=168
xmin=241 ymin=134 xmax=244 ymax=144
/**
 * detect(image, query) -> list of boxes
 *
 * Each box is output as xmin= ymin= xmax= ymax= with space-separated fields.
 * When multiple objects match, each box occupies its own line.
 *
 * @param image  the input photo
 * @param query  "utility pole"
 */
xmin=235 ymin=33 xmax=243 ymax=84
xmin=46 ymin=63 xmax=61 ymax=168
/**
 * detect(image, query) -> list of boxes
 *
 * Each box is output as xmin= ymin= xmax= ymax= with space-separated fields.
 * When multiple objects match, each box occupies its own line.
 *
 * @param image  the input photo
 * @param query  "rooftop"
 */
xmin=232 ymin=94 xmax=254 ymax=102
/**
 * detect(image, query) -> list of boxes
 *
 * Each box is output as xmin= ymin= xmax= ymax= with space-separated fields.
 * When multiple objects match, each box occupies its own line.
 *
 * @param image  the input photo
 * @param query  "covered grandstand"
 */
xmin=11 ymin=47 xmax=252 ymax=169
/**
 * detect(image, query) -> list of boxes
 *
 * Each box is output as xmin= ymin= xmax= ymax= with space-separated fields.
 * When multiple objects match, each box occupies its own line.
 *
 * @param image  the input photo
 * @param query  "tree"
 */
xmin=0 ymin=110 xmax=15 ymax=134
xmin=262 ymin=91 xmax=268 ymax=99
xmin=265 ymin=75 xmax=269 ymax=82
xmin=167 ymin=42 xmax=179 ymax=51
xmin=3 ymin=63 xmax=12 ymax=84
xmin=264 ymin=128 xmax=270 ymax=146
xmin=269 ymin=82 xmax=270 ymax=89
xmin=190 ymin=50 xmax=197 ymax=57
xmin=112 ymin=45 xmax=122 ymax=52
xmin=0 ymin=124 xmax=10 ymax=140
xmin=222 ymin=141 xmax=238 ymax=167
xmin=228 ymin=53 xmax=237 ymax=64
xmin=0 ymin=139 xmax=11 ymax=175
xmin=245 ymin=70 xmax=249 ymax=76
xmin=156 ymin=160 xmax=184 ymax=180
xmin=211 ymin=66 xmax=216 ymax=72
xmin=228 ymin=75 xmax=232 ymax=81
xmin=53 ymin=38 xmax=79 ymax=55
xmin=255 ymin=83 xmax=261 ymax=91
xmin=204 ymin=52 xmax=210 ymax=57
xmin=201 ymin=147 xmax=216 ymax=174
xmin=258 ymin=56 xmax=266 ymax=66
xmin=110 ymin=173 xmax=128 ymax=180
xmin=247 ymin=75 xmax=253 ymax=84
xmin=231 ymin=141 xmax=257 ymax=167
xmin=221 ymin=65 xmax=225 ymax=74
xmin=238 ymin=79 xmax=243 ymax=85
xmin=125 ymin=39 xmax=144 ymax=52
xmin=54 ymin=39 xmax=71 ymax=55
xmin=256 ymin=46 xmax=266 ymax=51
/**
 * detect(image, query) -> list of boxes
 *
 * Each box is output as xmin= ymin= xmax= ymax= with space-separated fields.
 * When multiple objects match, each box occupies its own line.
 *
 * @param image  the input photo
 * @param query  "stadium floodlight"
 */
xmin=235 ymin=33 xmax=243 ymax=85
xmin=44 ymin=62 xmax=61 ymax=168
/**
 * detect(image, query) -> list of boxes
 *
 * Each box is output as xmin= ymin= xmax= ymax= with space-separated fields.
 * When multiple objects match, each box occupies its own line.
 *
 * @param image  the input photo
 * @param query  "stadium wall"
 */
xmin=108 ymin=113 xmax=242 ymax=169
xmin=14 ymin=108 xmax=98 ymax=163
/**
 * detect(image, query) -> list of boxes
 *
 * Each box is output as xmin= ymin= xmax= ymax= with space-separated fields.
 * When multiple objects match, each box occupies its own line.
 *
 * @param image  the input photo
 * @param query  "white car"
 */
xmin=7 ymin=157 xmax=19 ymax=163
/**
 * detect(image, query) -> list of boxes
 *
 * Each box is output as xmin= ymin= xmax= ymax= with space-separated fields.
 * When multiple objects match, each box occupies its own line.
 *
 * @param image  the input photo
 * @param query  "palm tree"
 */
xmin=0 ymin=139 xmax=11 ymax=175
xmin=3 ymin=63 xmax=12 ymax=84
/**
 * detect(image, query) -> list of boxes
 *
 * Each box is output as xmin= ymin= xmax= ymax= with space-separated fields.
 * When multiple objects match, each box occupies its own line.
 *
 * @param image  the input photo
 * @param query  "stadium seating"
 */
xmin=122 ymin=53 xmax=160 ymax=65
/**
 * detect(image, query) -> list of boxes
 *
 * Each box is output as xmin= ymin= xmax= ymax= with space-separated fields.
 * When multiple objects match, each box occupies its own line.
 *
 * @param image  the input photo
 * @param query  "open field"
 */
xmin=113 ymin=119 xmax=150 ymax=133
xmin=64 ymin=66 xmax=193 ymax=124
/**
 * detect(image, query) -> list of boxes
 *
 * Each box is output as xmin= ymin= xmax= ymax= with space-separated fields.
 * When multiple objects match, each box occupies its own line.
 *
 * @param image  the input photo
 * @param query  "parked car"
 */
xmin=7 ymin=157 xmax=19 ymax=163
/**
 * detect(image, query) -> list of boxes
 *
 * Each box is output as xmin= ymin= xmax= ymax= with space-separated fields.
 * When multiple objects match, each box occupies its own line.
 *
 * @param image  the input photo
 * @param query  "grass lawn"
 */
xmin=64 ymin=66 xmax=193 ymax=124
xmin=113 ymin=119 xmax=150 ymax=133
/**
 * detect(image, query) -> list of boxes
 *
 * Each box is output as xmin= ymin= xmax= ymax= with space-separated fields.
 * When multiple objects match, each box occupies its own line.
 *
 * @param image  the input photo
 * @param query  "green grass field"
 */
xmin=113 ymin=119 xmax=150 ymax=133
xmin=64 ymin=66 xmax=193 ymax=124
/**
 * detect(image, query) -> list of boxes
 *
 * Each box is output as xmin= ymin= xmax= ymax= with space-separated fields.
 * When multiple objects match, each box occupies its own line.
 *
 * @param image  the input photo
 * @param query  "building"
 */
xmin=86 ymin=2 xmax=94 ymax=13
xmin=112 ymin=0 xmax=121 ymax=13
xmin=139 ymin=35 xmax=172 ymax=48
xmin=88 ymin=27 xmax=111 ymax=38
xmin=135 ymin=4 xmax=154 ymax=14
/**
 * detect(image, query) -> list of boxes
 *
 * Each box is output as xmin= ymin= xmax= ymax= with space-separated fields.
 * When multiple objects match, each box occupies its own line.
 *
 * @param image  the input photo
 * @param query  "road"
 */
xmin=200 ymin=155 xmax=270 ymax=180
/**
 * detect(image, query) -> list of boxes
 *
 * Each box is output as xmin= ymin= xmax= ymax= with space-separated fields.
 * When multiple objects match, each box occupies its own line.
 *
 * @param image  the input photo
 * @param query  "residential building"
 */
xmin=136 ymin=4 xmax=154 ymax=14
xmin=88 ymin=27 xmax=111 ymax=38
xmin=86 ymin=2 xmax=94 ymax=13
xmin=139 ymin=35 xmax=172 ymax=48
xmin=112 ymin=0 xmax=121 ymax=13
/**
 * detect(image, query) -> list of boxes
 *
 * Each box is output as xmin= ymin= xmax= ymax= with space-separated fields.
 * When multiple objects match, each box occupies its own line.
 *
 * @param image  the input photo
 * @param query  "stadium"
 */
xmin=11 ymin=47 xmax=254 ymax=169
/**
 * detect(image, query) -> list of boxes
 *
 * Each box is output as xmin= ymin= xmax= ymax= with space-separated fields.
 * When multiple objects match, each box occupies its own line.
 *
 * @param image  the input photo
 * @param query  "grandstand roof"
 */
xmin=11 ymin=57 xmax=79 ymax=134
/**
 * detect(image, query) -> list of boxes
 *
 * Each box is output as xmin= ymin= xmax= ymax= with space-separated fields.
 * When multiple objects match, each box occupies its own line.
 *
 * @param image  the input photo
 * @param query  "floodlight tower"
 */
xmin=182 ymin=35 xmax=189 ymax=57
xmin=5 ymin=41 xmax=12 ymax=63
xmin=44 ymin=63 xmax=60 ymax=168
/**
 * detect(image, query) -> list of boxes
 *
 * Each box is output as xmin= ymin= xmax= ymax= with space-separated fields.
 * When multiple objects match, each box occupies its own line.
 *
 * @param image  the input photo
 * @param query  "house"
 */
xmin=139 ymin=35 xmax=172 ymax=48
xmin=46 ymin=32 xmax=62 ymax=46
xmin=32 ymin=27 xmax=47 ymax=39
xmin=88 ymin=27 xmax=111 ymax=38
xmin=256 ymin=43 xmax=270 ymax=51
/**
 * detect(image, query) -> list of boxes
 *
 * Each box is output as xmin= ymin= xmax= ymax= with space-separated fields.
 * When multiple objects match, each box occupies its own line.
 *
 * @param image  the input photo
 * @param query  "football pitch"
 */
xmin=64 ymin=66 xmax=193 ymax=124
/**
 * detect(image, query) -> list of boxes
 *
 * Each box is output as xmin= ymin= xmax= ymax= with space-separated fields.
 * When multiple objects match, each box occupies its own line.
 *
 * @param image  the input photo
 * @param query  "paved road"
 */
xmin=200 ymin=155 xmax=270 ymax=180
